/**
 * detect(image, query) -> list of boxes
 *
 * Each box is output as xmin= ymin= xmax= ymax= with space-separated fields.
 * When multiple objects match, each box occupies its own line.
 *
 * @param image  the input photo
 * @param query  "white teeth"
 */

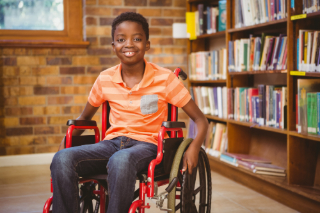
xmin=124 ymin=52 xmax=134 ymax=56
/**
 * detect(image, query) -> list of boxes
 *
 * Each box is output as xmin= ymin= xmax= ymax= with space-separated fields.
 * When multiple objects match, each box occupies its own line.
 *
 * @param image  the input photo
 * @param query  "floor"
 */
xmin=0 ymin=164 xmax=298 ymax=213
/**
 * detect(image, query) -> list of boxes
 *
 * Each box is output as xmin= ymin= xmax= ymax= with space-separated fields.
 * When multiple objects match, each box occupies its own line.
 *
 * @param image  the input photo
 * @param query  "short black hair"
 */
xmin=111 ymin=12 xmax=149 ymax=41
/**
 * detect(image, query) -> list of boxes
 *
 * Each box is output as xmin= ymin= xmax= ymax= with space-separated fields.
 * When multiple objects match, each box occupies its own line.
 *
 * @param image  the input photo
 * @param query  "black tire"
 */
xmin=181 ymin=148 xmax=212 ymax=213
xmin=79 ymin=182 xmax=101 ymax=213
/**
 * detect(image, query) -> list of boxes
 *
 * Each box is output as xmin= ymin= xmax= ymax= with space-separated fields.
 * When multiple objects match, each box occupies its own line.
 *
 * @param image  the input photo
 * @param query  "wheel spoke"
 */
xmin=193 ymin=185 xmax=204 ymax=195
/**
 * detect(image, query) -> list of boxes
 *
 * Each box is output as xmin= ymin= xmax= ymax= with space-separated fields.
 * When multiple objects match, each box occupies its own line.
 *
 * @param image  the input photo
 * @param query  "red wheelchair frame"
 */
xmin=43 ymin=68 xmax=187 ymax=213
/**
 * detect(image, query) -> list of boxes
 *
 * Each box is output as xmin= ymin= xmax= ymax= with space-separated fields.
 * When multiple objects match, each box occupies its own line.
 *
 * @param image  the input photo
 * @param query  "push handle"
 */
xmin=165 ymin=177 xmax=178 ymax=193
xmin=174 ymin=67 xmax=187 ymax=80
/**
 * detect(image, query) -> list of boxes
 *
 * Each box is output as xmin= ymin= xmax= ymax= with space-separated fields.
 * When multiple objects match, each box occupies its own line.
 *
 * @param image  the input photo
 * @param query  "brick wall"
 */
xmin=0 ymin=0 xmax=188 ymax=156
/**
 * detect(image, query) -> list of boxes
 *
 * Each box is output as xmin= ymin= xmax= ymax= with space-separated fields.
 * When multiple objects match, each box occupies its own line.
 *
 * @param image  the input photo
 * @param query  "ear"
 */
xmin=112 ymin=42 xmax=115 ymax=52
xmin=145 ymin=41 xmax=150 ymax=51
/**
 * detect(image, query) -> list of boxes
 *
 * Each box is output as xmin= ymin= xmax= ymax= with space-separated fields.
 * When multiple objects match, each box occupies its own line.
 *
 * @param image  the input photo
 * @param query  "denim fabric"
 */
xmin=50 ymin=136 xmax=157 ymax=213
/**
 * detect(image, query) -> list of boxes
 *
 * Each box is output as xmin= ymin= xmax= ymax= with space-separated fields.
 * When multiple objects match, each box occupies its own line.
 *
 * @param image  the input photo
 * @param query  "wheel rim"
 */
xmin=181 ymin=148 xmax=211 ymax=213
xmin=79 ymin=182 xmax=100 ymax=213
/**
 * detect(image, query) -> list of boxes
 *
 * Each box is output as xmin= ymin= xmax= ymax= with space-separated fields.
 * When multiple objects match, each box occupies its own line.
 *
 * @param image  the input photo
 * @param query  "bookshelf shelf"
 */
xmin=227 ymin=19 xmax=287 ymax=33
xmin=291 ymin=11 xmax=320 ymax=20
xmin=229 ymin=70 xmax=287 ymax=75
xmin=197 ymin=31 xmax=226 ymax=39
xmin=205 ymin=115 xmax=227 ymax=122
xmin=289 ymin=131 xmax=320 ymax=142
xmin=189 ymin=79 xmax=226 ymax=84
xmin=227 ymin=119 xmax=288 ymax=134
xmin=208 ymin=155 xmax=320 ymax=204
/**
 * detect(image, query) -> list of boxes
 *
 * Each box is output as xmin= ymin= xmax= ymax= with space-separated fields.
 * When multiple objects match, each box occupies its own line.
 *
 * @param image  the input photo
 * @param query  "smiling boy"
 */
xmin=51 ymin=12 xmax=208 ymax=213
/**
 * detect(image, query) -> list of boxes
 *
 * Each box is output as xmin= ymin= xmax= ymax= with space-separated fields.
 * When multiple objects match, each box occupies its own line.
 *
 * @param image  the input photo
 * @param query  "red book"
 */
xmin=224 ymin=153 xmax=272 ymax=164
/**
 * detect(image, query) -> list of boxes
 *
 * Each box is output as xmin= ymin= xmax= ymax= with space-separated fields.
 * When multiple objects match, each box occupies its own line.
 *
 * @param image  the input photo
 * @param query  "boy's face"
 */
xmin=112 ymin=21 xmax=150 ymax=67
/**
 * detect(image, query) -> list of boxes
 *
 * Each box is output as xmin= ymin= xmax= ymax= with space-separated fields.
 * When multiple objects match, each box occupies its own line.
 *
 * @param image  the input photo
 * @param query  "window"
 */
xmin=0 ymin=0 xmax=89 ymax=47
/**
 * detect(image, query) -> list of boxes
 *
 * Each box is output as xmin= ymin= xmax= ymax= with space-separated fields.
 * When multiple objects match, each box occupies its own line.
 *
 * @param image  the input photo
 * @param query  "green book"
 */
xmin=218 ymin=1 xmax=226 ymax=32
xmin=244 ymin=42 xmax=248 ymax=71
xmin=307 ymin=93 xmax=317 ymax=135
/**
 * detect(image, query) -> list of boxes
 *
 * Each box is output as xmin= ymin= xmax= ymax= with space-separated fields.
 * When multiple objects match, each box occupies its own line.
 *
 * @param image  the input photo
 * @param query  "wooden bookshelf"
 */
xmin=229 ymin=70 xmax=287 ymax=75
xmin=186 ymin=0 xmax=320 ymax=212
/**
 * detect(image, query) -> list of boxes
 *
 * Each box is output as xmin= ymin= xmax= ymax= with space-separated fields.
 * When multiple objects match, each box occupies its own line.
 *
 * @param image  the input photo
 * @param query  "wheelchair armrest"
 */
xmin=161 ymin=121 xmax=185 ymax=128
xmin=66 ymin=120 xmax=97 ymax=126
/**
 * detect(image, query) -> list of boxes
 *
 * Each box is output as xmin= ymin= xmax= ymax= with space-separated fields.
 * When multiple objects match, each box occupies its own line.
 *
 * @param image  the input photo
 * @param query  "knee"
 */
xmin=107 ymin=153 xmax=135 ymax=174
xmin=51 ymin=149 xmax=74 ymax=174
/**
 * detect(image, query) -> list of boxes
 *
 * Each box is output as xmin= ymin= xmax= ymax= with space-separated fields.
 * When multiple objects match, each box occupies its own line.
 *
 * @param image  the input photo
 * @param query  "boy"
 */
xmin=51 ymin=12 xmax=208 ymax=213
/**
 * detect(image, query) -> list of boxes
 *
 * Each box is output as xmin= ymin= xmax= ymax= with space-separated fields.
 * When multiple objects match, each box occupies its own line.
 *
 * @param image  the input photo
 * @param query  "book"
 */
xmin=220 ymin=153 xmax=238 ymax=166
xmin=297 ymin=79 xmax=320 ymax=134
xmin=254 ymin=170 xmax=286 ymax=176
xmin=237 ymin=160 xmax=286 ymax=173
xmin=186 ymin=12 xmax=197 ymax=40
xmin=307 ymin=92 xmax=318 ymax=134
xmin=224 ymin=153 xmax=272 ymax=163
xmin=218 ymin=1 xmax=227 ymax=32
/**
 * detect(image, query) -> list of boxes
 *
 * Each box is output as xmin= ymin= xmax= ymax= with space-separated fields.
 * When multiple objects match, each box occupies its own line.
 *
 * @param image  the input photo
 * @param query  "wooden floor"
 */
xmin=0 ymin=164 xmax=298 ymax=213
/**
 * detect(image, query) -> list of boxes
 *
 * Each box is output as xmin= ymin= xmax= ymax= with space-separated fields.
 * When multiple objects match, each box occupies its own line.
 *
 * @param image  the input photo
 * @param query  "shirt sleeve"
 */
xmin=88 ymin=74 xmax=104 ymax=107
xmin=165 ymin=72 xmax=192 ymax=108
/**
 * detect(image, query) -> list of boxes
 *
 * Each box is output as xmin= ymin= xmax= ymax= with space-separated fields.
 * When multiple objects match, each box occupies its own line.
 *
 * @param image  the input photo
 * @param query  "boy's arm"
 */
xmin=58 ymin=101 xmax=100 ymax=151
xmin=181 ymin=99 xmax=208 ymax=174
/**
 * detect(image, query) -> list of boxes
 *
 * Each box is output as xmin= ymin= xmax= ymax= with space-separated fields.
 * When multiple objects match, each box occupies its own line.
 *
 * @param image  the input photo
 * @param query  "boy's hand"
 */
xmin=182 ymin=145 xmax=200 ymax=174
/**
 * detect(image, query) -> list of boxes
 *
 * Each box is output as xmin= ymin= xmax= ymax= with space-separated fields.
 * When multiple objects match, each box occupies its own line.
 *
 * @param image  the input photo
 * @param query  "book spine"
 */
xmin=318 ymin=93 xmax=320 ymax=135
xmin=307 ymin=93 xmax=313 ymax=134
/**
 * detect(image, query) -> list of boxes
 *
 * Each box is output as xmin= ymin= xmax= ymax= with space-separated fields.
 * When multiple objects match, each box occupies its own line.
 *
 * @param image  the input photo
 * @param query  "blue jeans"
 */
xmin=51 ymin=136 xmax=158 ymax=213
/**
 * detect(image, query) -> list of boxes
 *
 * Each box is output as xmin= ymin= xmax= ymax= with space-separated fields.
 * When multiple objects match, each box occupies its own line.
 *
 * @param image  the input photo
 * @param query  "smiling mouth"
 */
xmin=124 ymin=52 xmax=136 ymax=57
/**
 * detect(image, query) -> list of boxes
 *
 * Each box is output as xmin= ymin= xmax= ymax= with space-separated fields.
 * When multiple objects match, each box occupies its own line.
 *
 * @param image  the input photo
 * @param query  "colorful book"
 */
xmin=224 ymin=153 xmax=272 ymax=164
xmin=218 ymin=0 xmax=227 ymax=32
xmin=237 ymin=160 xmax=285 ymax=173
xmin=220 ymin=153 xmax=238 ymax=166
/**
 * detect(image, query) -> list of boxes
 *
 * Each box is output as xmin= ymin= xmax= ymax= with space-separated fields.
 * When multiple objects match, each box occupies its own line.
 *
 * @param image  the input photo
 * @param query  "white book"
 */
xmin=217 ymin=87 xmax=223 ymax=118
xmin=201 ymin=87 xmax=210 ymax=114
xmin=311 ymin=31 xmax=319 ymax=72
xmin=223 ymin=48 xmax=227 ymax=79
xmin=208 ymin=87 xmax=215 ymax=116
xmin=222 ymin=87 xmax=228 ymax=119
xmin=281 ymin=87 xmax=287 ymax=129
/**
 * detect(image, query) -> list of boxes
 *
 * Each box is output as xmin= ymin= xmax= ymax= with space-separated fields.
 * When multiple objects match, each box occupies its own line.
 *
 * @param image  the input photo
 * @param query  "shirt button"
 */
xmin=130 ymin=101 xmax=132 ymax=104
xmin=129 ymin=92 xmax=132 ymax=95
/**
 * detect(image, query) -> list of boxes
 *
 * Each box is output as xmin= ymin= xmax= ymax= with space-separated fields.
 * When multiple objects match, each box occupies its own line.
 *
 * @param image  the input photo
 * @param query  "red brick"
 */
xmin=162 ymin=27 xmax=173 ymax=36
xmin=47 ymin=77 xmax=72 ymax=85
xmin=3 ymin=66 xmax=19 ymax=76
xmin=73 ymin=56 xmax=100 ymax=65
xmin=27 ymin=48 xmax=51 ymax=55
xmin=87 ymin=48 xmax=112 ymax=55
xmin=99 ymin=0 xmax=122 ymax=5
xmin=163 ymin=47 xmax=186 ymax=54
xmin=174 ymin=39 xmax=188 ymax=46
xmin=60 ymin=49 xmax=87 ymax=56
xmin=174 ymin=18 xmax=185 ymax=23
xmin=34 ymin=87 xmax=59 ymax=95
xmin=86 ymin=37 xmax=99 ymax=46
xmin=36 ymin=145 xmax=59 ymax=153
xmin=175 ymin=56 xmax=187 ymax=64
xmin=61 ymin=106 xmax=84 ymax=114
xmin=152 ymin=56 xmax=174 ymax=64
xmin=151 ymin=18 xmax=173 ymax=26
xmin=74 ymin=76 xmax=97 ymax=84
xmin=20 ymin=76 xmax=46 ymax=86
xmin=146 ymin=47 xmax=162 ymax=55
xmin=163 ymin=9 xmax=186 ymax=17
xmin=6 ymin=147 xmax=35 ymax=155
xmin=86 ymin=17 xmax=97 ymax=25
xmin=34 ymin=126 xmax=60 ymax=135
xmin=100 ymin=18 xmax=114 ymax=26
xmin=46 ymin=57 xmax=72 ymax=65
xmin=113 ymin=8 xmax=136 ymax=16
xmin=19 ymin=96 xmax=46 ymax=105
xmin=48 ymin=136 xmax=64 ymax=144
xmin=20 ymin=136 xmax=47 ymax=145
xmin=60 ymin=67 xmax=85 ymax=75
xmin=17 ymin=57 xmax=46 ymax=65
xmin=2 ymin=77 xmax=19 ymax=86
xmin=33 ymin=106 xmax=60 ymax=115
xmin=61 ymin=86 xmax=87 ymax=94
xmin=5 ymin=107 xmax=33 ymax=116
xmin=48 ymin=96 xmax=73 ymax=105
xmin=149 ymin=27 xmax=162 ymax=35
xmin=4 ymin=58 xmax=17 ymax=66
xmin=87 ymin=66 xmax=108 ymax=74
xmin=137 ymin=8 xmax=161 ymax=17
xmin=100 ymin=37 xmax=113 ymax=45
xmin=124 ymin=0 xmax=147 ymax=6
xmin=20 ymin=117 xmax=46 ymax=125
xmin=4 ymin=97 xmax=18 ymax=106
xmin=86 ymin=7 xmax=111 ymax=16
xmin=32 ymin=67 xmax=59 ymax=75
xmin=150 ymin=37 xmax=173 ymax=45
xmin=174 ymin=0 xmax=186 ymax=7
xmin=150 ymin=0 xmax=171 ymax=6
xmin=6 ymin=127 xmax=33 ymax=136
xmin=86 ymin=0 xmax=97 ymax=5
xmin=48 ymin=116 xmax=73 ymax=125
xmin=100 ymin=57 xmax=120 ymax=65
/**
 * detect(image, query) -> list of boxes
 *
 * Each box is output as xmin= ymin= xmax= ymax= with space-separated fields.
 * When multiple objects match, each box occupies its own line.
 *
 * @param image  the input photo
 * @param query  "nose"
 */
xmin=125 ymin=39 xmax=134 ymax=48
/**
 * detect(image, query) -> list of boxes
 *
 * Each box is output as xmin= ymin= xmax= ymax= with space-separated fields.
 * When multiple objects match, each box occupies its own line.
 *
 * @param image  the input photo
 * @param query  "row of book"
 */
xmin=228 ymin=85 xmax=287 ymax=129
xmin=302 ymin=0 xmax=320 ymax=13
xmin=192 ymin=1 xmax=226 ymax=36
xmin=190 ymin=86 xmax=228 ymax=118
xmin=297 ymin=79 xmax=320 ymax=135
xmin=188 ymin=49 xmax=227 ymax=80
xmin=235 ymin=0 xmax=288 ymax=28
xmin=203 ymin=122 xmax=228 ymax=157
xmin=297 ymin=30 xmax=320 ymax=72
xmin=228 ymin=33 xmax=287 ymax=72
xmin=220 ymin=152 xmax=286 ymax=176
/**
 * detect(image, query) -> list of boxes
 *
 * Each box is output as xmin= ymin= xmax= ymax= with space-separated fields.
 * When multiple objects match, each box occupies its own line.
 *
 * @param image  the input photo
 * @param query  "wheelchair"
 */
xmin=43 ymin=68 xmax=212 ymax=213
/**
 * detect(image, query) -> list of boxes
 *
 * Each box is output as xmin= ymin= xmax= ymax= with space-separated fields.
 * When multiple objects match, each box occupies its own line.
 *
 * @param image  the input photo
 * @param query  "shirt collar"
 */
xmin=112 ymin=58 xmax=155 ymax=89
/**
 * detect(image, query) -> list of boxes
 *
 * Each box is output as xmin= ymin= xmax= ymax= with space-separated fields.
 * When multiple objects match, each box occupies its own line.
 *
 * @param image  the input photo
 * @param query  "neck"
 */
xmin=121 ymin=61 xmax=145 ymax=78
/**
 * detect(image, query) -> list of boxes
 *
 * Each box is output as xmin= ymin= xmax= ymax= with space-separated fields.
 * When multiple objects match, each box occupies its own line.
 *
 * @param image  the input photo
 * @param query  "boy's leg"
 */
xmin=106 ymin=137 xmax=157 ymax=213
xmin=50 ymin=137 xmax=121 ymax=213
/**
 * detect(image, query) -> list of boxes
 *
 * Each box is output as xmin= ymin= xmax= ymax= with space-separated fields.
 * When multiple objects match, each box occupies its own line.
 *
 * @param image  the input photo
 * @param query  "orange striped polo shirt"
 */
xmin=88 ymin=59 xmax=191 ymax=145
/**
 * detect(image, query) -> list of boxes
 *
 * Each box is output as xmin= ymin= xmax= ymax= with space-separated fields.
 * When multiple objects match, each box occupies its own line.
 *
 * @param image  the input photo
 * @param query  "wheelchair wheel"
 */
xmin=181 ymin=148 xmax=212 ymax=213
xmin=167 ymin=138 xmax=212 ymax=213
xmin=79 ymin=182 xmax=101 ymax=213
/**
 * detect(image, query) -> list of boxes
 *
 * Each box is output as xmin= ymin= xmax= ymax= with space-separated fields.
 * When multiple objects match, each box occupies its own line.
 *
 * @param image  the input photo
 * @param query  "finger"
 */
xmin=182 ymin=157 xmax=187 ymax=172
xmin=188 ymin=162 xmax=193 ymax=175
